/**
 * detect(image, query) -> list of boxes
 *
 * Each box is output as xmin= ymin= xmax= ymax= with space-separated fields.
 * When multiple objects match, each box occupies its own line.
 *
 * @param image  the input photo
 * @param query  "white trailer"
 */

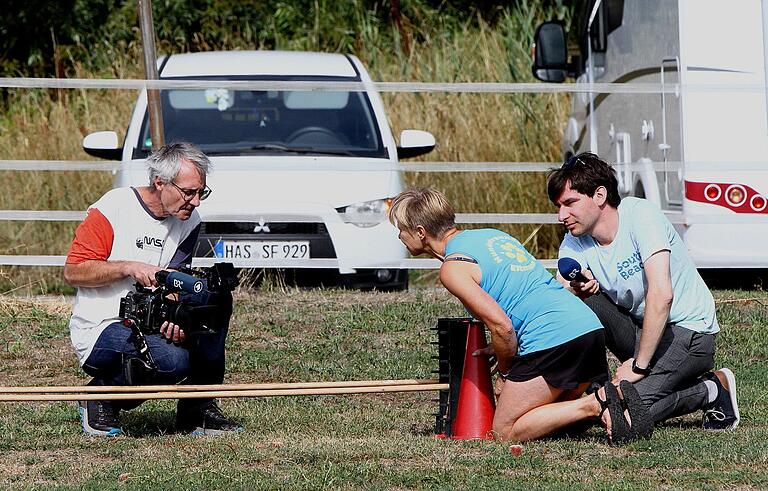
xmin=532 ymin=0 xmax=768 ymax=276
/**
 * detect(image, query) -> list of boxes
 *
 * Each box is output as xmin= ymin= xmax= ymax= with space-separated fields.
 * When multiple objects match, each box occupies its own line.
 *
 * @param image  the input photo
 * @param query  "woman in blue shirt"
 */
xmin=389 ymin=187 xmax=650 ymax=444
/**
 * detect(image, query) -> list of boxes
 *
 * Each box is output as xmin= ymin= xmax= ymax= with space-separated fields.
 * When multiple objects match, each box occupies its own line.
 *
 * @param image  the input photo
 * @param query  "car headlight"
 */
xmin=336 ymin=198 xmax=393 ymax=228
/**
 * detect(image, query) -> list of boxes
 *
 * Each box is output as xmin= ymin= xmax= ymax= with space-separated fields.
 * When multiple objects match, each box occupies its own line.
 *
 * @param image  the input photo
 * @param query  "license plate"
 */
xmin=213 ymin=240 xmax=310 ymax=259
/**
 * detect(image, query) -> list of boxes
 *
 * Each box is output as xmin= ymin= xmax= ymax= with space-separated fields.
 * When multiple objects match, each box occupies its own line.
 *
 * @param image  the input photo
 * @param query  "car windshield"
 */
xmin=137 ymin=81 xmax=386 ymax=158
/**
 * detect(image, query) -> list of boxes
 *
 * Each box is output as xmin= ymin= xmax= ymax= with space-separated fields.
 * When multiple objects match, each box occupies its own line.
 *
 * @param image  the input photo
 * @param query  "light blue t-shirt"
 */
xmin=559 ymin=197 xmax=719 ymax=334
xmin=445 ymin=229 xmax=603 ymax=356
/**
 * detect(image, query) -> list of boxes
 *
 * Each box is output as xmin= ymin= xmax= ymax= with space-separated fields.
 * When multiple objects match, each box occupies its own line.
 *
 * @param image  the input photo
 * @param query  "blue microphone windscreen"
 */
xmin=165 ymin=271 xmax=205 ymax=294
xmin=557 ymin=257 xmax=586 ymax=281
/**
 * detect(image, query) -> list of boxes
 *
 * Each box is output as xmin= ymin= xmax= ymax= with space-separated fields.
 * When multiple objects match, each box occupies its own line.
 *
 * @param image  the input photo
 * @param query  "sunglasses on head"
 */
xmin=562 ymin=154 xmax=587 ymax=170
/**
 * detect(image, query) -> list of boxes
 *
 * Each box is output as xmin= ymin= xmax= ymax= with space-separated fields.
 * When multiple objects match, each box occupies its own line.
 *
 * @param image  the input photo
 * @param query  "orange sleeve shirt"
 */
xmin=66 ymin=208 xmax=114 ymax=264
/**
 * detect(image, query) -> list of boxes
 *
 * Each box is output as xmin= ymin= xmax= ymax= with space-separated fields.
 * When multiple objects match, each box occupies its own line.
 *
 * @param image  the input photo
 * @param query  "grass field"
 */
xmin=0 ymin=287 xmax=766 ymax=489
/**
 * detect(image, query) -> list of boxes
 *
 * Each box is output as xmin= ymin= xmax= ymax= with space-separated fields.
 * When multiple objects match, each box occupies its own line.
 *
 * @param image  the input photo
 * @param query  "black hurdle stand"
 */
xmin=432 ymin=317 xmax=472 ymax=438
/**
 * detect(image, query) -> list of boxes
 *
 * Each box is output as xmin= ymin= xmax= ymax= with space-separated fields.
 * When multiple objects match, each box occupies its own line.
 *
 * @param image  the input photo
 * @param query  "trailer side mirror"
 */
xmin=531 ymin=21 xmax=568 ymax=83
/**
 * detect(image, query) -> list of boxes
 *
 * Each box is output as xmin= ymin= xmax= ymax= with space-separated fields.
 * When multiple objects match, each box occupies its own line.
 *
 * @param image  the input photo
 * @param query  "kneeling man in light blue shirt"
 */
xmin=548 ymin=152 xmax=739 ymax=431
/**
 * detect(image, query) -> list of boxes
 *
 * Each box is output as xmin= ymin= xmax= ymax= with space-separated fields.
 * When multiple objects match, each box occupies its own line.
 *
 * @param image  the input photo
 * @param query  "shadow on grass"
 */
xmin=120 ymin=407 xmax=179 ymax=437
xmin=413 ymin=418 xmax=608 ymax=443
xmin=656 ymin=416 xmax=703 ymax=430
xmin=409 ymin=422 xmax=435 ymax=436
xmin=542 ymin=421 xmax=612 ymax=446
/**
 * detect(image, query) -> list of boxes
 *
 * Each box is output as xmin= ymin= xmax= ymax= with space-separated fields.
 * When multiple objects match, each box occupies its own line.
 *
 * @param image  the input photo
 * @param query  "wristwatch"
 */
xmin=631 ymin=359 xmax=652 ymax=376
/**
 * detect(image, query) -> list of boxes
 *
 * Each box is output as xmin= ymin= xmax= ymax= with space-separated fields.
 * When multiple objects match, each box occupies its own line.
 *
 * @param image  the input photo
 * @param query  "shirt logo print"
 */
xmin=617 ymin=251 xmax=643 ymax=279
xmin=487 ymin=236 xmax=535 ymax=271
xmin=135 ymin=236 xmax=164 ymax=251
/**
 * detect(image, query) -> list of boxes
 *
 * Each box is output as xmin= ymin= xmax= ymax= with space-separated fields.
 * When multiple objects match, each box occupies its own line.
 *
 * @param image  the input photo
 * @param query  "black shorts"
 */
xmin=501 ymin=329 xmax=609 ymax=390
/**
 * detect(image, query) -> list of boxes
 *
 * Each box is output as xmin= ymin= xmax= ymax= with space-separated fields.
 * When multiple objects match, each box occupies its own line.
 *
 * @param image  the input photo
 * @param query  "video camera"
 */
xmin=119 ymin=262 xmax=238 ymax=336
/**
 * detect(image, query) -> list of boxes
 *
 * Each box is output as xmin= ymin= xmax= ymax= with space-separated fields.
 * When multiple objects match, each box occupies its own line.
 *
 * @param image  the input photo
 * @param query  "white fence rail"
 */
xmin=2 ymin=78 xmax=766 ymax=94
xmin=6 ymin=210 xmax=768 ymax=226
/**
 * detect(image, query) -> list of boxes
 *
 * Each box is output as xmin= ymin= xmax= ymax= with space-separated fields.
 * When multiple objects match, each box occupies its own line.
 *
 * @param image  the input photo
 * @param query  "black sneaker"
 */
xmin=177 ymin=401 xmax=243 ymax=436
xmin=78 ymin=400 xmax=124 ymax=437
xmin=702 ymin=368 xmax=740 ymax=430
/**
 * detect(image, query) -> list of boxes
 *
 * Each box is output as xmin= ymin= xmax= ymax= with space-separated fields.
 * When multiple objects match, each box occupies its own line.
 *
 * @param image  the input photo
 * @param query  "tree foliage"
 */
xmin=1 ymin=0 xmax=572 ymax=77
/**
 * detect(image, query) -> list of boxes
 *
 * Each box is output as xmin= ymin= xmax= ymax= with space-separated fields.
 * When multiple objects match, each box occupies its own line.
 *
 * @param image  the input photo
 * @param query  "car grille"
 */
xmin=201 ymin=222 xmax=327 ymax=235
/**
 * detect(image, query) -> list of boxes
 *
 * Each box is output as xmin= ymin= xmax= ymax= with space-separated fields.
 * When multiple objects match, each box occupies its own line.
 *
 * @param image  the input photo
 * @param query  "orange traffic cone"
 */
xmin=451 ymin=321 xmax=495 ymax=440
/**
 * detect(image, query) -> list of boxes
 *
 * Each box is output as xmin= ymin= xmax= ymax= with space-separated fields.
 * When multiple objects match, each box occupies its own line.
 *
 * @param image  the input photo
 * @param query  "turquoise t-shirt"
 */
xmin=445 ymin=229 xmax=603 ymax=355
xmin=559 ymin=197 xmax=719 ymax=334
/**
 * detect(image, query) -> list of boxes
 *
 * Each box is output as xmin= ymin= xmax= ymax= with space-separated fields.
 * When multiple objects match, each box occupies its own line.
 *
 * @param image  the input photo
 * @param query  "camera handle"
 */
xmin=121 ymin=317 xmax=159 ymax=372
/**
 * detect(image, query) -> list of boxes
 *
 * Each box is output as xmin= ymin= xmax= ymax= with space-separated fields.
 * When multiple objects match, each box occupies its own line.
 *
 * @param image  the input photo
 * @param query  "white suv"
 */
xmin=82 ymin=51 xmax=435 ymax=290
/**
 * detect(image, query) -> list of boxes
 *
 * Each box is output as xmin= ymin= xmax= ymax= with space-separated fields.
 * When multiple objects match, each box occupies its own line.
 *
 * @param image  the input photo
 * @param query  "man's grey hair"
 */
xmin=146 ymin=142 xmax=210 ymax=185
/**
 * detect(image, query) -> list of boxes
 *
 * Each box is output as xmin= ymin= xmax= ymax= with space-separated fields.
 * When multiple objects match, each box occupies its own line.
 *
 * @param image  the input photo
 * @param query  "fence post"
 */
xmin=137 ymin=0 xmax=165 ymax=150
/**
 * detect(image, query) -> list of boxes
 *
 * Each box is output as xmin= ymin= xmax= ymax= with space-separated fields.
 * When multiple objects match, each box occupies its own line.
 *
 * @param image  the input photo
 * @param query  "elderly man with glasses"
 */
xmin=64 ymin=142 xmax=241 ymax=437
xmin=547 ymin=152 xmax=739 ymax=433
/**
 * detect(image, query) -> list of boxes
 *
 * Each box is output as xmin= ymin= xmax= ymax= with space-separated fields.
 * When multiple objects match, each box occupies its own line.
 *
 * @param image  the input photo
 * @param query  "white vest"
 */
xmin=68 ymin=188 xmax=201 ymax=364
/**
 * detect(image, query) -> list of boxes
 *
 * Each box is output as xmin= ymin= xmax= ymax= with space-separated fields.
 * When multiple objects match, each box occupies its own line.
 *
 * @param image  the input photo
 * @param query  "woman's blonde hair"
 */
xmin=388 ymin=187 xmax=455 ymax=237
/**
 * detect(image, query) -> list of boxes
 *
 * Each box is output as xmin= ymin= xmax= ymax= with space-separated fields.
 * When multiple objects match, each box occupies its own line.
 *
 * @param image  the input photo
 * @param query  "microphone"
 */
xmin=155 ymin=270 xmax=205 ymax=294
xmin=557 ymin=257 xmax=589 ymax=283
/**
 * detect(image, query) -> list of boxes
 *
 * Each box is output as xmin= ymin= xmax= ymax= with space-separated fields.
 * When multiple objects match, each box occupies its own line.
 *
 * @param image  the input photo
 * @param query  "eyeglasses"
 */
xmin=562 ymin=154 xmax=586 ymax=170
xmin=170 ymin=181 xmax=212 ymax=201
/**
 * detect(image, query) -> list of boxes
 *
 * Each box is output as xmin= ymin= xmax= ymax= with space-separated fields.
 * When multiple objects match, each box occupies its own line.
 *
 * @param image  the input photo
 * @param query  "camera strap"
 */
xmin=121 ymin=317 xmax=159 ymax=373
xmin=123 ymin=355 xmax=156 ymax=385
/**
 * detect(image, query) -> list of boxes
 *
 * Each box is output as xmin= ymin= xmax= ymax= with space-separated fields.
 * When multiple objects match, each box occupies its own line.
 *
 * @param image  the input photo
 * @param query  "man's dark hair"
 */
xmin=546 ymin=152 xmax=622 ymax=207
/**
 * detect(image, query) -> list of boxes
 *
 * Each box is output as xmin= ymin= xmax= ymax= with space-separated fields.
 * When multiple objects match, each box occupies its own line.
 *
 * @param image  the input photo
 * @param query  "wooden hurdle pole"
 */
xmin=0 ymin=378 xmax=440 ymax=394
xmin=0 ymin=383 xmax=449 ymax=402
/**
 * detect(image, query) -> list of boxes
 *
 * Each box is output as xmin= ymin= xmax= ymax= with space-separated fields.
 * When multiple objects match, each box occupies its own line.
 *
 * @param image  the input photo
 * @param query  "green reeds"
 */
xmin=0 ymin=4 xmax=570 ymax=293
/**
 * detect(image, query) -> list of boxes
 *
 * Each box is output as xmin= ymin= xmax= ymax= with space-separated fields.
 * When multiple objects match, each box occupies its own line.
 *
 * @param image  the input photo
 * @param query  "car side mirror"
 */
xmin=397 ymin=129 xmax=435 ymax=159
xmin=83 ymin=131 xmax=123 ymax=160
xmin=531 ymin=21 xmax=568 ymax=83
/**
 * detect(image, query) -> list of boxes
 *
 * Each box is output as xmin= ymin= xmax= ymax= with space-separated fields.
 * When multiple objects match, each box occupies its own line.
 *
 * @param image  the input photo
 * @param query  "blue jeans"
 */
xmin=82 ymin=292 xmax=231 ymax=409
